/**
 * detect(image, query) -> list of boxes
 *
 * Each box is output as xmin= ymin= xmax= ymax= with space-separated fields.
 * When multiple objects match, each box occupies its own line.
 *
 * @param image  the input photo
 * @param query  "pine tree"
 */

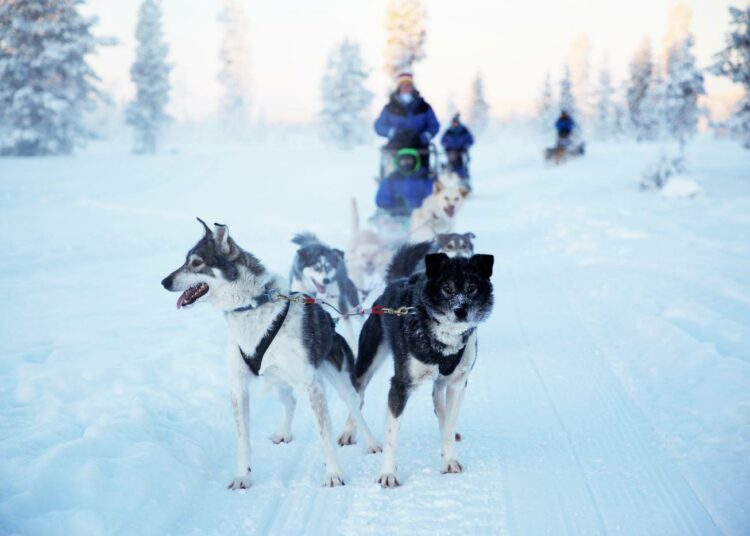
xmin=0 ymin=0 xmax=108 ymax=156
xmin=663 ymin=35 xmax=704 ymax=149
xmin=537 ymin=72 xmax=556 ymax=133
xmin=217 ymin=0 xmax=251 ymax=134
xmin=641 ymin=64 xmax=665 ymax=141
xmin=467 ymin=74 xmax=490 ymax=133
xmin=559 ymin=64 xmax=577 ymax=118
xmin=627 ymin=39 xmax=656 ymax=141
xmin=384 ymin=0 xmax=427 ymax=79
xmin=126 ymin=0 xmax=172 ymax=155
xmin=710 ymin=5 xmax=750 ymax=149
xmin=594 ymin=66 xmax=615 ymax=139
xmin=569 ymin=35 xmax=593 ymax=121
xmin=319 ymin=39 xmax=373 ymax=150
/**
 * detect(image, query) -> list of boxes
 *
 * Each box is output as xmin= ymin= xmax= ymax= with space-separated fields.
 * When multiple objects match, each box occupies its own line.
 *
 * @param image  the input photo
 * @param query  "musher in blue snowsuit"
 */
xmin=374 ymin=72 xmax=440 ymax=214
xmin=555 ymin=110 xmax=575 ymax=148
xmin=440 ymin=113 xmax=474 ymax=179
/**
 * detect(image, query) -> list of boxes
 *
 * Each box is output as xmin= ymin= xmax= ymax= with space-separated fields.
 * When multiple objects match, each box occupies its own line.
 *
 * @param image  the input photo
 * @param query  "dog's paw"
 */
xmin=227 ymin=474 xmax=252 ymax=490
xmin=377 ymin=472 xmax=401 ymax=488
xmin=441 ymin=459 xmax=464 ymax=474
xmin=366 ymin=442 xmax=382 ymax=454
xmin=323 ymin=472 xmax=345 ymax=487
xmin=271 ymin=432 xmax=293 ymax=444
xmin=455 ymin=432 xmax=462 ymax=442
xmin=337 ymin=431 xmax=356 ymax=446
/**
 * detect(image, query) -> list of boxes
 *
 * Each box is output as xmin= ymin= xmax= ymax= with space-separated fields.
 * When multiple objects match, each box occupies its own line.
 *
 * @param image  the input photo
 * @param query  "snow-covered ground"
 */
xmin=1 ymin=135 xmax=749 ymax=535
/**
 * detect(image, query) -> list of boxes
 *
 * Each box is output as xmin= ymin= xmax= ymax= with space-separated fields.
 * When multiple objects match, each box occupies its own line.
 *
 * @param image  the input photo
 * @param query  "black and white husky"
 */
xmin=352 ymin=244 xmax=494 ymax=487
xmin=161 ymin=219 xmax=380 ymax=489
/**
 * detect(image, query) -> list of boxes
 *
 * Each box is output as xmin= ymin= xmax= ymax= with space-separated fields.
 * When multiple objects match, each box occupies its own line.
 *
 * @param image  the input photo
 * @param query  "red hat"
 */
xmin=396 ymin=72 xmax=414 ymax=86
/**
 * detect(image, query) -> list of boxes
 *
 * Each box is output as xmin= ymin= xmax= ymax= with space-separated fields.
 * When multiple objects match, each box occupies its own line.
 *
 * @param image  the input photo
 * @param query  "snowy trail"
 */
xmin=1 ymin=138 xmax=748 ymax=535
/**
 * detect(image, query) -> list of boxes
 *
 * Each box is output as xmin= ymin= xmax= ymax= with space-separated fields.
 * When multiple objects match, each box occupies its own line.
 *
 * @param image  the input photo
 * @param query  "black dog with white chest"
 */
xmin=353 ymin=247 xmax=494 ymax=487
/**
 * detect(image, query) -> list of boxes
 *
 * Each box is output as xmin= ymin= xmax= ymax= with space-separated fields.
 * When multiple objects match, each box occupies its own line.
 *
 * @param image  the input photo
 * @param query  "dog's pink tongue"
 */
xmin=176 ymin=290 xmax=189 ymax=308
xmin=445 ymin=205 xmax=456 ymax=217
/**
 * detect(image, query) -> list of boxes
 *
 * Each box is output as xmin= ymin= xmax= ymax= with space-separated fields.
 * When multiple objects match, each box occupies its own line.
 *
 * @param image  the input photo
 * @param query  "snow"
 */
xmin=661 ymin=174 xmax=703 ymax=198
xmin=1 ymin=135 xmax=749 ymax=535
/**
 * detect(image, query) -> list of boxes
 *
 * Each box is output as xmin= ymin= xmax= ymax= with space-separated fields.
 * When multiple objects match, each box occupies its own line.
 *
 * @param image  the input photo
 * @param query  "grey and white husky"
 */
xmin=161 ymin=219 xmax=380 ymax=489
xmin=351 ymin=243 xmax=494 ymax=487
xmin=289 ymin=232 xmax=362 ymax=355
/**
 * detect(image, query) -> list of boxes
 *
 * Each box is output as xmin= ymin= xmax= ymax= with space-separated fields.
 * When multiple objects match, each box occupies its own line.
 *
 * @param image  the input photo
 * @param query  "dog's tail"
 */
xmin=351 ymin=197 xmax=360 ymax=236
xmin=291 ymin=231 xmax=321 ymax=247
xmin=385 ymin=241 xmax=435 ymax=283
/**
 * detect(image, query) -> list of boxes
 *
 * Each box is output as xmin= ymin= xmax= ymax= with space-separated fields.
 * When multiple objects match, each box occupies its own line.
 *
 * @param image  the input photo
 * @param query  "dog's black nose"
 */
xmin=322 ymin=278 xmax=330 ymax=285
xmin=454 ymin=306 xmax=468 ymax=320
xmin=161 ymin=275 xmax=173 ymax=290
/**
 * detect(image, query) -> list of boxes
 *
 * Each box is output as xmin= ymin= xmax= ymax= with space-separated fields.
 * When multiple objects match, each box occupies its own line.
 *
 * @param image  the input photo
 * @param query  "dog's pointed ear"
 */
xmin=434 ymin=181 xmax=444 ymax=194
xmin=197 ymin=217 xmax=212 ymax=237
xmin=469 ymin=254 xmax=494 ymax=279
xmin=424 ymin=253 xmax=450 ymax=279
xmin=435 ymin=234 xmax=449 ymax=248
xmin=464 ymin=232 xmax=476 ymax=240
xmin=213 ymin=222 xmax=232 ymax=255
xmin=333 ymin=248 xmax=345 ymax=261
xmin=459 ymin=186 xmax=470 ymax=198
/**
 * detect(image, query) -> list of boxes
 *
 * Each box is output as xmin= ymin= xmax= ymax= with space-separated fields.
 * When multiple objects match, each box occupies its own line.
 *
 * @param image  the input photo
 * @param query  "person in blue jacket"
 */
xmin=375 ymin=148 xmax=433 ymax=215
xmin=555 ymin=110 xmax=575 ymax=147
xmin=440 ymin=113 xmax=474 ymax=178
xmin=374 ymin=72 xmax=440 ymax=213
xmin=374 ymin=72 xmax=440 ymax=151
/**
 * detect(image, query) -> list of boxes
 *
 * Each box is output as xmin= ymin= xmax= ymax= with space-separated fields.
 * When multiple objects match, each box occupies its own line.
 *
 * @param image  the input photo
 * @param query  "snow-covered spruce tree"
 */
xmin=709 ymin=5 xmax=750 ymax=149
xmin=627 ymin=39 xmax=656 ymax=141
xmin=319 ymin=39 xmax=373 ymax=150
xmin=640 ymin=62 xmax=665 ymax=141
xmin=569 ymin=34 xmax=593 ymax=122
xmin=663 ymin=34 xmax=704 ymax=150
xmin=559 ymin=64 xmax=578 ymax=118
xmin=537 ymin=72 xmax=557 ymax=134
xmin=384 ymin=0 xmax=427 ymax=78
xmin=126 ymin=0 xmax=172 ymax=155
xmin=0 ymin=0 xmax=107 ymax=156
xmin=467 ymin=73 xmax=490 ymax=134
xmin=594 ymin=66 xmax=615 ymax=139
xmin=217 ymin=0 xmax=251 ymax=134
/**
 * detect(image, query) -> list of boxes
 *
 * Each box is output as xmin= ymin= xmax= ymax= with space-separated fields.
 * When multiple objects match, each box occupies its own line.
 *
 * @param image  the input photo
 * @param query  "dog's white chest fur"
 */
xmin=429 ymin=319 xmax=472 ymax=356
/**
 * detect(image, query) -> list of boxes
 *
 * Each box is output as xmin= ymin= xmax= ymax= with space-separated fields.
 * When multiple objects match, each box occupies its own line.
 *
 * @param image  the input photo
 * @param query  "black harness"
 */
xmin=238 ymin=301 xmax=291 ymax=376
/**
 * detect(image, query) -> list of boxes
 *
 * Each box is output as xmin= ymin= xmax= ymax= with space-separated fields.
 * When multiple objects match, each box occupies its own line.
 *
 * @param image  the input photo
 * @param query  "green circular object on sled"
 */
xmin=393 ymin=147 xmax=422 ymax=175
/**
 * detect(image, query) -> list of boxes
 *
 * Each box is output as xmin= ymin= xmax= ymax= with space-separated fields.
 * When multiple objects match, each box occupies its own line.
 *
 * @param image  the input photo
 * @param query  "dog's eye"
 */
xmin=190 ymin=258 xmax=203 ymax=268
xmin=441 ymin=284 xmax=453 ymax=295
xmin=466 ymin=284 xmax=477 ymax=294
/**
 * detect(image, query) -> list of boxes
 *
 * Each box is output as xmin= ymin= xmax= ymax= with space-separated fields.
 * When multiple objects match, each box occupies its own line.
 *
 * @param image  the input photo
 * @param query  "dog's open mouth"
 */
xmin=177 ymin=283 xmax=209 ymax=308
xmin=314 ymin=281 xmax=327 ymax=294
xmin=444 ymin=205 xmax=456 ymax=218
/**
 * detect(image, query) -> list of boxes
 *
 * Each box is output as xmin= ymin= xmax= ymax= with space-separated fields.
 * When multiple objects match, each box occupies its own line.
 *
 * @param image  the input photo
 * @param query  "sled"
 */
xmin=368 ymin=208 xmax=411 ymax=248
xmin=440 ymin=149 xmax=471 ymax=181
xmin=544 ymin=141 xmax=586 ymax=165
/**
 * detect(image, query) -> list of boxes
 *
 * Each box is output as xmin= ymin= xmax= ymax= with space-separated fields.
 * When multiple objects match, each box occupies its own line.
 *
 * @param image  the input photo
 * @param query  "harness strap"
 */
xmin=228 ymin=289 xmax=276 ymax=314
xmin=238 ymin=301 xmax=290 ymax=376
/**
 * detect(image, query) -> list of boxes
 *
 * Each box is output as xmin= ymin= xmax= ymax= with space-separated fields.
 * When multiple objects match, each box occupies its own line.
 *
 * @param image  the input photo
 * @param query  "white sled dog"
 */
xmin=345 ymin=198 xmax=392 ymax=300
xmin=409 ymin=173 xmax=470 ymax=242
xmin=161 ymin=219 xmax=381 ymax=489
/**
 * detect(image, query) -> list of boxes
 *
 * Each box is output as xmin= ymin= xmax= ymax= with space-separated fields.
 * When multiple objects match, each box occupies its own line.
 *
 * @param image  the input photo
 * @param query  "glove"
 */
xmin=421 ymin=132 xmax=431 ymax=145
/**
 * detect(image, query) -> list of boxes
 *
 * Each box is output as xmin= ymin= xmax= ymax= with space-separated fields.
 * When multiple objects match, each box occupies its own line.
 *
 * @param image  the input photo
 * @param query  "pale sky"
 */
xmin=85 ymin=0 xmax=740 ymax=123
